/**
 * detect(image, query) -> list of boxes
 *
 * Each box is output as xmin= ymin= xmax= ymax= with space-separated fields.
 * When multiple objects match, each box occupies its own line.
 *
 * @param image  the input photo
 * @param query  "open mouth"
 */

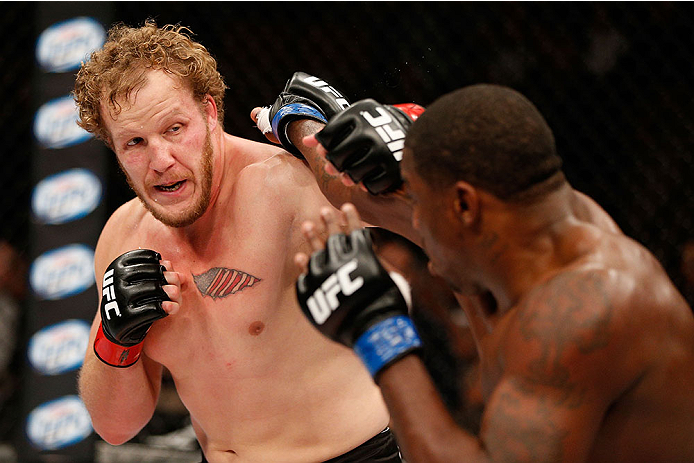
xmin=156 ymin=180 xmax=185 ymax=192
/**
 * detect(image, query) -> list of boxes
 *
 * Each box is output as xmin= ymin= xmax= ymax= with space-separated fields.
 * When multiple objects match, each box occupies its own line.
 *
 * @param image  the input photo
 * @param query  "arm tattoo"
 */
xmin=310 ymin=154 xmax=340 ymax=192
xmin=485 ymin=377 xmax=570 ymax=462
xmin=517 ymin=271 xmax=613 ymax=407
xmin=481 ymin=271 xmax=614 ymax=461
xmin=193 ymin=267 xmax=261 ymax=299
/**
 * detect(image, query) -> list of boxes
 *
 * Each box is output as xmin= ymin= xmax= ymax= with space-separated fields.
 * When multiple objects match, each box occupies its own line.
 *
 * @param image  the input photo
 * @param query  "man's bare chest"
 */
xmin=123 ymin=223 xmax=298 ymax=369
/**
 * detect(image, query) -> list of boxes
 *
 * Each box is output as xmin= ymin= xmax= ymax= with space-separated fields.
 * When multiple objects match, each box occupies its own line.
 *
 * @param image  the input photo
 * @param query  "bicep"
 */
xmin=480 ymin=374 xmax=605 ymax=463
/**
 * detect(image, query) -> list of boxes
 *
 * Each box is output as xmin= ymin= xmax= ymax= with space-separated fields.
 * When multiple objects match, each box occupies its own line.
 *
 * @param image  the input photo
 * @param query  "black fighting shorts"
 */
xmin=200 ymin=427 xmax=402 ymax=462
xmin=324 ymin=427 xmax=402 ymax=462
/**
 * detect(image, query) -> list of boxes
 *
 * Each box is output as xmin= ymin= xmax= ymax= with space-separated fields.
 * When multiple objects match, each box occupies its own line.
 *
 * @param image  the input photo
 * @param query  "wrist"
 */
xmin=272 ymin=102 xmax=327 ymax=157
xmin=353 ymin=314 xmax=422 ymax=379
xmin=94 ymin=323 xmax=143 ymax=368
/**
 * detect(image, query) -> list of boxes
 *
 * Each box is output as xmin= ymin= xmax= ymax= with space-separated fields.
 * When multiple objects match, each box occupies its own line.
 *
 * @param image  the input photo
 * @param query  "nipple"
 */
xmin=248 ymin=321 xmax=265 ymax=336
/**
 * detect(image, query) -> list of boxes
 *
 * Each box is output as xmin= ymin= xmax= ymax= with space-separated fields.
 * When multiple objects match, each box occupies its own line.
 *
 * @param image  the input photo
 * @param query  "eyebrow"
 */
xmin=110 ymin=107 xmax=184 ymax=140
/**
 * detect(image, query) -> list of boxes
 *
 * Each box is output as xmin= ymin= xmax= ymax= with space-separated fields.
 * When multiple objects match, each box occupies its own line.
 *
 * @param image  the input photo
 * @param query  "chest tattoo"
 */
xmin=192 ymin=267 xmax=262 ymax=299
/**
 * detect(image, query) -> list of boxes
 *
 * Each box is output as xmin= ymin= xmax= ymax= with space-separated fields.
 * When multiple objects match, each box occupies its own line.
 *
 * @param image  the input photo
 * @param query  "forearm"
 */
xmin=79 ymin=349 xmax=162 ymax=444
xmin=288 ymin=120 xmax=420 ymax=245
xmin=378 ymin=354 xmax=490 ymax=463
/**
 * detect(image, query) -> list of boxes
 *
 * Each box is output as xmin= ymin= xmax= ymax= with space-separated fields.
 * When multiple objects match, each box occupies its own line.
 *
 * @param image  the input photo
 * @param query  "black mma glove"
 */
xmin=258 ymin=71 xmax=350 ymax=157
xmin=94 ymin=249 xmax=169 ymax=367
xmin=315 ymin=99 xmax=425 ymax=195
xmin=296 ymin=228 xmax=422 ymax=380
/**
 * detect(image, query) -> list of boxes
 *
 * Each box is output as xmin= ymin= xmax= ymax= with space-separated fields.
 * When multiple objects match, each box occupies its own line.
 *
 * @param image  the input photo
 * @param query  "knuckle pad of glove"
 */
xmin=297 ymin=228 xmax=402 ymax=346
xmin=317 ymin=111 xmax=361 ymax=151
xmin=343 ymin=147 xmax=385 ymax=184
xmin=325 ymin=129 xmax=375 ymax=173
xmin=286 ymin=72 xmax=349 ymax=118
xmin=120 ymin=249 xmax=160 ymax=266
xmin=101 ymin=249 xmax=169 ymax=345
xmin=127 ymin=281 xmax=169 ymax=308
xmin=364 ymin=169 xmax=402 ymax=195
xmin=120 ymin=262 xmax=164 ymax=284
xmin=326 ymin=233 xmax=351 ymax=258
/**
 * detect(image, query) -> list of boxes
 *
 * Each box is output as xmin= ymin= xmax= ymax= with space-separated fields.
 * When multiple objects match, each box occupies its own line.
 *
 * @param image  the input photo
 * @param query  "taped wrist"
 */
xmin=271 ymin=101 xmax=328 ymax=157
xmin=94 ymin=323 xmax=143 ymax=368
xmin=353 ymin=315 xmax=422 ymax=379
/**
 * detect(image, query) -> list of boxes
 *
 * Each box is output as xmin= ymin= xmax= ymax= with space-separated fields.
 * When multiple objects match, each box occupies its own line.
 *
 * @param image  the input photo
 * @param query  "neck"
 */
xmin=477 ymin=184 xmax=580 ymax=313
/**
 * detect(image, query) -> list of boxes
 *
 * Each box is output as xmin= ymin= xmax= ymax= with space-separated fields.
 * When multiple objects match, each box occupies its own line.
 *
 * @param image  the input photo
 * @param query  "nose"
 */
xmin=148 ymin=139 xmax=175 ymax=173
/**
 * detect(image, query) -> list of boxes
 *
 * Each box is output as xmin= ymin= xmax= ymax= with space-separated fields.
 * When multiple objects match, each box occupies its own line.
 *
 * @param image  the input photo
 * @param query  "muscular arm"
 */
xmin=375 ymin=269 xmax=637 ymax=463
xmin=287 ymin=120 xmax=420 ymax=245
xmin=79 ymin=321 xmax=163 ymax=444
xmin=78 ymin=207 xmax=163 ymax=444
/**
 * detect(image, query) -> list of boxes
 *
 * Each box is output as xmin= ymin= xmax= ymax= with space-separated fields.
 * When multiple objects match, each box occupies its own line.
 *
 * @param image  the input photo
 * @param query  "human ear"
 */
xmin=454 ymin=181 xmax=479 ymax=227
xmin=203 ymin=95 xmax=218 ymax=131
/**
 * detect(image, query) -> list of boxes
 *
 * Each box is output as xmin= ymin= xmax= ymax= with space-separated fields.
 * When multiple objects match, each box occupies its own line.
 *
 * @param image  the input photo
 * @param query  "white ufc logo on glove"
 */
xmin=359 ymin=107 xmax=406 ymax=161
xmin=307 ymin=259 xmax=364 ymax=325
xmin=102 ymin=268 xmax=121 ymax=320
xmin=302 ymin=76 xmax=350 ymax=110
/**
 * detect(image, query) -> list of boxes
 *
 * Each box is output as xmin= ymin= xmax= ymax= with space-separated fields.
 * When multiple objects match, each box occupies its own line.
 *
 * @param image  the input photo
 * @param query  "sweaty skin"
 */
xmin=79 ymin=70 xmax=389 ymax=462
xmin=388 ymin=176 xmax=694 ymax=462
xmin=290 ymin=127 xmax=694 ymax=462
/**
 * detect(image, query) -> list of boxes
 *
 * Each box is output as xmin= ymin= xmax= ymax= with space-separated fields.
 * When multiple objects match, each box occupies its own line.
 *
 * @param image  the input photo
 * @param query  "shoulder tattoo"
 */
xmin=516 ymin=271 xmax=614 ymax=405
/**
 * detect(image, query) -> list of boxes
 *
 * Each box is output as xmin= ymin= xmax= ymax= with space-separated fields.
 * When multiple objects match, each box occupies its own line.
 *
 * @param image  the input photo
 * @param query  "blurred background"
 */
xmin=1 ymin=2 xmax=692 ymax=461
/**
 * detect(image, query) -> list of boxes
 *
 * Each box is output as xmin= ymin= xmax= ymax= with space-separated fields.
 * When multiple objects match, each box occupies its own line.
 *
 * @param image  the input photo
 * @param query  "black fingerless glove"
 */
xmin=94 ymin=249 xmax=169 ymax=367
xmin=297 ymin=228 xmax=421 ymax=379
xmin=315 ymin=99 xmax=424 ymax=195
xmin=267 ymin=72 xmax=350 ymax=157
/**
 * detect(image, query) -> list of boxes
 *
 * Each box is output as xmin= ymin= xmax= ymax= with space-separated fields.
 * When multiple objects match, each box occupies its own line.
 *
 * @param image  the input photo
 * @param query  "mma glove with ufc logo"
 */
xmin=259 ymin=71 xmax=351 ymax=157
xmin=94 ymin=249 xmax=169 ymax=367
xmin=316 ymin=99 xmax=425 ymax=195
xmin=296 ymin=228 xmax=422 ymax=380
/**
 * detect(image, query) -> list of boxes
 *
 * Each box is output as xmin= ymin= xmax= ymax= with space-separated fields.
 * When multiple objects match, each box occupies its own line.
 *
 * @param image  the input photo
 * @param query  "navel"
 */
xmin=248 ymin=321 xmax=265 ymax=336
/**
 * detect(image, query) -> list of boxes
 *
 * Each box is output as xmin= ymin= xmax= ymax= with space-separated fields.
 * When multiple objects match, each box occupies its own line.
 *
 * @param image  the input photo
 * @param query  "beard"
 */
xmin=122 ymin=129 xmax=214 ymax=228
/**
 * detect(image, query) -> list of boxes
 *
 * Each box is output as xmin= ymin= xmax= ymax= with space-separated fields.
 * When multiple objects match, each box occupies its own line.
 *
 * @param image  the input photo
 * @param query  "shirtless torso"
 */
xmin=410 ymin=187 xmax=694 ymax=462
xmin=81 ymin=77 xmax=388 ymax=461
xmin=287 ymin=83 xmax=694 ymax=462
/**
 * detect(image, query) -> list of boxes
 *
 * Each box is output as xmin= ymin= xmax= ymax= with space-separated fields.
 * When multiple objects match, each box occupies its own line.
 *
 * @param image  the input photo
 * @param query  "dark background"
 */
xmin=2 ymin=2 xmax=692 ymax=303
xmin=1 ymin=1 xmax=693 ymax=458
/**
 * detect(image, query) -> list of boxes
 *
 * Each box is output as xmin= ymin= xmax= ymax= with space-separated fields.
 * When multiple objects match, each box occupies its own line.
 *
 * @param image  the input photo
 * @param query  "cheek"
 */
xmin=116 ymin=154 xmax=139 ymax=175
xmin=411 ymin=207 xmax=421 ymax=231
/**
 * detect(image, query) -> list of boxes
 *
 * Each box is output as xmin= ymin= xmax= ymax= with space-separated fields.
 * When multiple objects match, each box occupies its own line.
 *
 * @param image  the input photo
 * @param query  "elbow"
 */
xmin=92 ymin=422 xmax=140 ymax=446
xmin=90 ymin=414 xmax=148 ymax=445
xmin=99 ymin=433 xmax=131 ymax=446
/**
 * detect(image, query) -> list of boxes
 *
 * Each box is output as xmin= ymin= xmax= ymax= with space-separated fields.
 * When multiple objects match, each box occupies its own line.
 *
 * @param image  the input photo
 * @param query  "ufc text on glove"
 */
xmin=94 ymin=249 xmax=170 ymax=367
xmin=296 ymin=228 xmax=421 ymax=379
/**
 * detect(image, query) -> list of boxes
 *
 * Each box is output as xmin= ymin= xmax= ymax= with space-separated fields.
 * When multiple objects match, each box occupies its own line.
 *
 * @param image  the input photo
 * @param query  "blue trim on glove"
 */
xmin=271 ymin=103 xmax=328 ymax=139
xmin=354 ymin=315 xmax=422 ymax=377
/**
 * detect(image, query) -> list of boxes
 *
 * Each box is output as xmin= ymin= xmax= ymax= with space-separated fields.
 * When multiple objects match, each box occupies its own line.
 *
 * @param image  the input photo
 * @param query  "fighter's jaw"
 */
xmin=155 ymin=179 xmax=186 ymax=193
xmin=148 ymin=178 xmax=192 ymax=206
xmin=138 ymin=179 xmax=196 ymax=216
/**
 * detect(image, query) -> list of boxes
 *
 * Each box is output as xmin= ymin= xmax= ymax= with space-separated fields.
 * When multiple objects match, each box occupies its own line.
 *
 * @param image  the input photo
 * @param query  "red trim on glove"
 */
xmin=392 ymin=103 xmax=426 ymax=121
xmin=93 ymin=323 xmax=143 ymax=368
